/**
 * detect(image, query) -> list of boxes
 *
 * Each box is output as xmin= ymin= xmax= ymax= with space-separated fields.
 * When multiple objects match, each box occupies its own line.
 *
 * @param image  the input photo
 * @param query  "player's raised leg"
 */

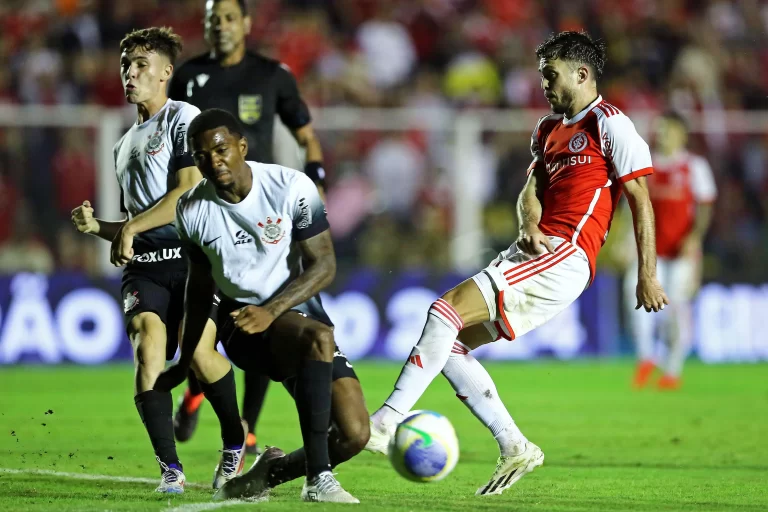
xmin=187 ymin=318 xmax=247 ymax=489
xmin=367 ymin=278 xmax=490 ymax=451
xmin=450 ymin=325 xmax=543 ymax=495
xmin=129 ymin=311 xmax=186 ymax=494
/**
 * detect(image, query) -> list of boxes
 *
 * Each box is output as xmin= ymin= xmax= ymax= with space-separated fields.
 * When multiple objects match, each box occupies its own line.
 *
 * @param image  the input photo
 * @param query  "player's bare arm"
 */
xmin=623 ymin=176 xmax=669 ymax=312
xmin=293 ymin=123 xmax=327 ymax=198
xmin=71 ymin=200 xmax=127 ymax=242
xmin=293 ymin=124 xmax=323 ymax=164
xmin=680 ymin=203 xmax=714 ymax=258
xmin=231 ymin=229 xmax=336 ymax=334
xmin=154 ymin=250 xmax=216 ymax=392
xmin=516 ymin=163 xmax=554 ymax=255
xmin=111 ymin=166 xmax=203 ymax=266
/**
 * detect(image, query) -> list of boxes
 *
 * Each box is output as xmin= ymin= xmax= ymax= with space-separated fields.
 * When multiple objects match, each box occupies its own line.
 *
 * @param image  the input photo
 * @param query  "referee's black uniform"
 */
xmin=168 ymin=51 xmax=311 ymax=164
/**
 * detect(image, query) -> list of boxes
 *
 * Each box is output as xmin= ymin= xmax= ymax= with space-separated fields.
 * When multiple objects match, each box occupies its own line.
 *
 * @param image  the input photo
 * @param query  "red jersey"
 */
xmin=648 ymin=150 xmax=716 ymax=258
xmin=529 ymin=96 xmax=653 ymax=278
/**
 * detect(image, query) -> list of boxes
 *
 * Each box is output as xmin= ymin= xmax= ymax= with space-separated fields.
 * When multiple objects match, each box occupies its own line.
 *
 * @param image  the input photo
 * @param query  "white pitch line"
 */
xmin=163 ymin=498 xmax=268 ymax=512
xmin=0 ymin=467 xmax=207 ymax=489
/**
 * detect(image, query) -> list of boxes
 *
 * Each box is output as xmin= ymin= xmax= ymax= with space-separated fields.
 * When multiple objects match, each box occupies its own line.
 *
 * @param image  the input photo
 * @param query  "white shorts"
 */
xmin=472 ymin=236 xmax=591 ymax=341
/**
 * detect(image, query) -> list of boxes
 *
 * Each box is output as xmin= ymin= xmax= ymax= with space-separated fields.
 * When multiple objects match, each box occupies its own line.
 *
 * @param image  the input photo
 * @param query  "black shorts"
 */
xmin=121 ymin=263 xmax=218 ymax=361
xmin=217 ymin=295 xmax=357 ymax=382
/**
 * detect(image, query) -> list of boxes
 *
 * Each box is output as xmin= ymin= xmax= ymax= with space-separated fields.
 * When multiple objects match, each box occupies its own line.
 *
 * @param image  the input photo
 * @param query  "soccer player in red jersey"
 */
xmin=364 ymin=31 xmax=669 ymax=496
xmin=626 ymin=111 xmax=716 ymax=390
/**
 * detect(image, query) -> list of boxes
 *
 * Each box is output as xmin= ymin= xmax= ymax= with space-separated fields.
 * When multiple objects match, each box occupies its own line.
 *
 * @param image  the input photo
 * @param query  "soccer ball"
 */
xmin=388 ymin=410 xmax=459 ymax=482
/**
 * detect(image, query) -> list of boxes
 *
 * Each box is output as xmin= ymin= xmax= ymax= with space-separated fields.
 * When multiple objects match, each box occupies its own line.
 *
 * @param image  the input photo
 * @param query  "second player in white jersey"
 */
xmin=70 ymin=27 xmax=247 ymax=494
xmin=114 ymin=99 xmax=200 ymax=245
xmin=176 ymin=161 xmax=328 ymax=304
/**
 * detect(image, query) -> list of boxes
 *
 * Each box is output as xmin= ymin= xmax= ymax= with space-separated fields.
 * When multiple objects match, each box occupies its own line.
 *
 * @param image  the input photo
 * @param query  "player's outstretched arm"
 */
xmin=71 ymin=200 xmax=127 ymax=242
xmin=293 ymin=123 xmax=328 ymax=198
xmin=111 ymin=166 xmax=204 ymax=266
xmin=265 ymin=229 xmax=336 ymax=318
xmin=154 ymin=250 xmax=215 ymax=392
xmin=516 ymin=163 xmax=554 ymax=255
xmin=623 ymin=176 xmax=669 ymax=312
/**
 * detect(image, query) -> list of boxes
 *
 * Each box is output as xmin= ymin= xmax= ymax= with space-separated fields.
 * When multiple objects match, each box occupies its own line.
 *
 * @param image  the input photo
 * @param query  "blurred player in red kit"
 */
xmin=364 ymin=31 xmax=669 ymax=496
xmin=627 ymin=111 xmax=716 ymax=390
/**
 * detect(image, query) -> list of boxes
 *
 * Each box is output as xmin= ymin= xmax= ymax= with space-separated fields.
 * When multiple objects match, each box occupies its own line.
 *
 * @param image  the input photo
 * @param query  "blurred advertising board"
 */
xmin=0 ymin=272 xmax=765 ymax=364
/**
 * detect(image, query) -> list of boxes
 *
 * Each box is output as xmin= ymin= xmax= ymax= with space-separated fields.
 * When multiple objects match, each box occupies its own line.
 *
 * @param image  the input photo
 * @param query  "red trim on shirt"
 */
xmin=618 ymin=166 xmax=653 ymax=183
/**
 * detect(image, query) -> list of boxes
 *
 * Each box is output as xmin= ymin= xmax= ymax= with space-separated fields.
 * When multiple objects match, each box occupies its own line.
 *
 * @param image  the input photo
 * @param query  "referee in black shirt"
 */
xmin=168 ymin=0 xmax=328 ymax=455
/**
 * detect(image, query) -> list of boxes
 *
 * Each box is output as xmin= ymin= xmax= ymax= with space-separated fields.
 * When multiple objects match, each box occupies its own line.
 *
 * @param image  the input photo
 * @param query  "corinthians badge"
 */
xmin=257 ymin=217 xmax=285 ymax=245
xmin=146 ymin=129 xmax=165 ymax=156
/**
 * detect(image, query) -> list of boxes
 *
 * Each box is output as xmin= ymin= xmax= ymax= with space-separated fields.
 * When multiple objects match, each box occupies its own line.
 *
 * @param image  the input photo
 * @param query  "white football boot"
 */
xmin=212 ymin=420 xmax=249 ymax=489
xmin=476 ymin=441 xmax=544 ymax=496
xmin=301 ymin=472 xmax=359 ymax=504
xmin=155 ymin=459 xmax=186 ymax=494
xmin=364 ymin=419 xmax=396 ymax=455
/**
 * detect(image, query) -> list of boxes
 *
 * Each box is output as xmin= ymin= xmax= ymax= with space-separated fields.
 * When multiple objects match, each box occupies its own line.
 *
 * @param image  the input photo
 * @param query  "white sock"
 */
xmin=379 ymin=299 xmax=463 ymax=425
xmin=625 ymin=268 xmax=655 ymax=362
xmin=664 ymin=303 xmax=692 ymax=377
xmin=442 ymin=341 xmax=527 ymax=456
xmin=632 ymin=306 xmax=656 ymax=362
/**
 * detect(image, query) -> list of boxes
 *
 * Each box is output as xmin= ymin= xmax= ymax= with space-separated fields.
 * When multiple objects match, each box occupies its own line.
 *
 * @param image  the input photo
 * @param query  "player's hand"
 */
xmin=154 ymin=363 xmax=190 ymax=392
xmin=71 ymin=200 xmax=99 ymax=234
xmin=636 ymin=274 xmax=669 ymax=312
xmin=111 ymin=224 xmax=135 ymax=267
xmin=230 ymin=305 xmax=277 ymax=334
xmin=517 ymin=227 xmax=555 ymax=255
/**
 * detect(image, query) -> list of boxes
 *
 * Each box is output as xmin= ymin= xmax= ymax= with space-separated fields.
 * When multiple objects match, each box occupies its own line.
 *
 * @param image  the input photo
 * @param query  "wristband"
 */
xmin=304 ymin=162 xmax=327 ymax=188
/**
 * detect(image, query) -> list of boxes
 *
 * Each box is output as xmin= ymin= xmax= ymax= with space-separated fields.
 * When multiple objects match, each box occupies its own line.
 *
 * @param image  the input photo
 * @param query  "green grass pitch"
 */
xmin=0 ymin=361 xmax=766 ymax=511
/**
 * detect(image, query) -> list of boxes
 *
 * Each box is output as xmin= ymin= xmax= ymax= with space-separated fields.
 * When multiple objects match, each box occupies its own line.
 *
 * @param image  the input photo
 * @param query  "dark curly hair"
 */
xmin=187 ymin=108 xmax=245 ymax=145
xmin=535 ymin=31 xmax=607 ymax=80
xmin=120 ymin=27 xmax=183 ymax=65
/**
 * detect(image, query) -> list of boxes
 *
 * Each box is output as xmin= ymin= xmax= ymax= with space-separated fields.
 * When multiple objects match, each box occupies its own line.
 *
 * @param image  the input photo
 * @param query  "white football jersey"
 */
xmin=175 ymin=162 xmax=330 ymax=305
xmin=114 ymin=99 xmax=200 ymax=247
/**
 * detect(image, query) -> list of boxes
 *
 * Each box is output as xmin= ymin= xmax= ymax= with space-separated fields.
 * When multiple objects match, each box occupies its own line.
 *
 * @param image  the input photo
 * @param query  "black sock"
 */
xmin=135 ymin=390 xmax=180 ymax=470
xmin=268 ymin=428 xmax=350 ymax=487
xmin=242 ymin=372 xmax=270 ymax=434
xmin=294 ymin=360 xmax=333 ymax=479
xmin=199 ymin=368 xmax=245 ymax=448
xmin=187 ymin=370 xmax=203 ymax=396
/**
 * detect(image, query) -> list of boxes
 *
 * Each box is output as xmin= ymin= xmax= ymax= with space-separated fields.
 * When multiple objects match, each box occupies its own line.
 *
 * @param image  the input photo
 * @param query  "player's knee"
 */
xmin=305 ymin=326 xmax=335 ymax=361
xmin=345 ymin=416 xmax=370 ymax=455
xmin=129 ymin=313 xmax=166 ymax=372
xmin=133 ymin=338 xmax=166 ymax=378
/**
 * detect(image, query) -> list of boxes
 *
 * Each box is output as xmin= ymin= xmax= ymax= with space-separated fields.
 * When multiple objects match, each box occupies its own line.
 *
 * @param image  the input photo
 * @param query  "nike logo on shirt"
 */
xmin=203 ymin=236 xmax=221 ymax=246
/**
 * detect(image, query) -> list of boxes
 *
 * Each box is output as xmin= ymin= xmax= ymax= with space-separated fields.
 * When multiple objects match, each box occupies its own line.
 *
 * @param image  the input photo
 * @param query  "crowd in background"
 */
xmin=0 ymin=0 xmax=766 ymax=282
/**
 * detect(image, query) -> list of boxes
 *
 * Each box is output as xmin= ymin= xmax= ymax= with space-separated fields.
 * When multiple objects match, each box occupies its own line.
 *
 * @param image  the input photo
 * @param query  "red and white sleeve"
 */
xmin=600 ymin=114 xmax=653 ymax=183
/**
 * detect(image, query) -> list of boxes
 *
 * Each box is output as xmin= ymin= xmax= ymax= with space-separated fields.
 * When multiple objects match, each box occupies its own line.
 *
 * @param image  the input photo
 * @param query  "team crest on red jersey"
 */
xmin=257 ymin=217 xmax=285 ymax=245
xmin=568 ymin=131 xmax=588 ymax=153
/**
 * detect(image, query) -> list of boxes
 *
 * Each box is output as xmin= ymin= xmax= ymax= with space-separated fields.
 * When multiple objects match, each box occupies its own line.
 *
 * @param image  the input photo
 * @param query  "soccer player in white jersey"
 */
xmin=154 ymin=108 xmax=367 ymax=504
xmin=70 ymin=28 xmax=248 ymax=493
xmin=626 ymin=111 xmax=716 ymax=390
xmin=363 ymin=31 xmax=669 ymax=496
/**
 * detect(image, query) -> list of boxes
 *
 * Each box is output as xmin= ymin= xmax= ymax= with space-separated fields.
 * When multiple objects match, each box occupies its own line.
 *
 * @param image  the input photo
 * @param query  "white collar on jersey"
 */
xmin=135 ymin=98 xmax=171 ymax=127
xmin=562 ymin=95 xmax=603 ymax=126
